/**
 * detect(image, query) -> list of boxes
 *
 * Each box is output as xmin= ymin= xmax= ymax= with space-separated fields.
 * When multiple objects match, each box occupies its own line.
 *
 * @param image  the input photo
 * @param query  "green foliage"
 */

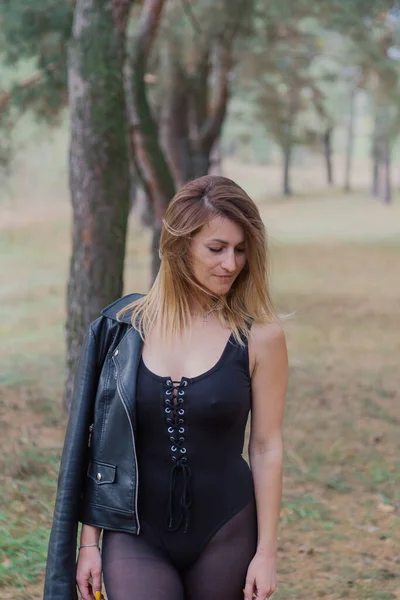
xmin=0 ymin=0 xmax=72 ymax=121
xmin=230 ymin=0 xmax=400 ymax=167
xmin=1 ymin=0 xmax=400 ymax=177
xmin=149 ymin=0 xmax=253 ymax=116
xmin=0 ymin=516 xmax=50 ymax=588
xmin=0 ymin=446 xmax=61 ymax=589
xmin=237 ymin=6 xmax=331 ymax=154
xmin=0 ymin=0 xmax=72 ymax=64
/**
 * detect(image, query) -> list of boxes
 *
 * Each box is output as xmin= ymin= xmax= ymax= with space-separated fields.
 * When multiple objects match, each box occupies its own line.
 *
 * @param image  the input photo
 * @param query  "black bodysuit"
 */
xmin=102 ymin=330 xmax=258 ymax=600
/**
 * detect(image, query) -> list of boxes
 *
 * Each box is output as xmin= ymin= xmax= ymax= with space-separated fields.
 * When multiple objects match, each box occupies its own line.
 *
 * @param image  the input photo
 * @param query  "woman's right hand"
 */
xmin=76 ymin=546 xmax=103 ymax=600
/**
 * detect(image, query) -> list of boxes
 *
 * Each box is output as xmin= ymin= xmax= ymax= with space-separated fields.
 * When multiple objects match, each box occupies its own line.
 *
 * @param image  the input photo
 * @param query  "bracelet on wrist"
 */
xmin=79 ymin=543 xmax=99 ymax=550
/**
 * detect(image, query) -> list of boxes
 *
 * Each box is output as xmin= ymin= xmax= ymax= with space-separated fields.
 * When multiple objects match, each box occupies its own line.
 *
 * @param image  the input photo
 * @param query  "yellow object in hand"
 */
xmin=94 ymin=592 xmax=101 ymax=600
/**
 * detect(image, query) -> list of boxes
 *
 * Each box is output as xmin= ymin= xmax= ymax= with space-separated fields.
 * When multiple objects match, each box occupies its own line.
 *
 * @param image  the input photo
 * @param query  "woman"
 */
xmin=43 ymin=175 xmax=288 ymax=600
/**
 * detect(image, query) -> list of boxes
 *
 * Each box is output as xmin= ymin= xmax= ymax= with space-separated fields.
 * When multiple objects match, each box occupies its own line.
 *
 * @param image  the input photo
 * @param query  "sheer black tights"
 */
xmin=102 ymin=500 xmax=257 ymax=600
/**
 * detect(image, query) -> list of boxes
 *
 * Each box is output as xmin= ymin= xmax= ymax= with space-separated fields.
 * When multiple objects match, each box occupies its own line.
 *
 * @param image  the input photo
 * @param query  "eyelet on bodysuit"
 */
xmin=164 ymin=377 xmax=192 ymax=533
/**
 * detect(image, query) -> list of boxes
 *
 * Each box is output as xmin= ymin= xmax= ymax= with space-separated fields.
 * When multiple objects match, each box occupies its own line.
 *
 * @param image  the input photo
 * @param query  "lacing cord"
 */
xmin=164 ymin=378 xmax=192 ymax=533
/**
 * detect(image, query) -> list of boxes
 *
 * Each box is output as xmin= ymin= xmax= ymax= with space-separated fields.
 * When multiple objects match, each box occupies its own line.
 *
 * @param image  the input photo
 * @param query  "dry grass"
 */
xmin=269 ymin=243 xmax=400 ymax=600
xmin=1 ymin=158 xmax=399 ymax=599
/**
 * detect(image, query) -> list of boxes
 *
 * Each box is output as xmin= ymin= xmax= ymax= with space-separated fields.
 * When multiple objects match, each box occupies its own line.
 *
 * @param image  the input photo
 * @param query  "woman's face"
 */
xmin=190 ymin=216 xmax=247 ymax=296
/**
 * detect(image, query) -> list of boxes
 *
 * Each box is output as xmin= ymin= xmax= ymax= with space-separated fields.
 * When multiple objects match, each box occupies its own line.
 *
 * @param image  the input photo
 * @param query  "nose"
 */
xmin=221 ymin=249 xmax=237 ymax=273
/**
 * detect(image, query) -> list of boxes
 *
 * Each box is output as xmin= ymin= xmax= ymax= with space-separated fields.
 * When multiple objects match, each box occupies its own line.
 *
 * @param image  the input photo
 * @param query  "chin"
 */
xmin=209 ymin=280 xmax=233 ymax=294
xmin=200 ymin=275 xmax=237 ymax=296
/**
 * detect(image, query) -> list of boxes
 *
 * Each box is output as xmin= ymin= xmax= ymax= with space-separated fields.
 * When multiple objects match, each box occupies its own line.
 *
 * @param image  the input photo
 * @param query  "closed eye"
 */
xmin=209 ymin=248 xmax=245 ymax=254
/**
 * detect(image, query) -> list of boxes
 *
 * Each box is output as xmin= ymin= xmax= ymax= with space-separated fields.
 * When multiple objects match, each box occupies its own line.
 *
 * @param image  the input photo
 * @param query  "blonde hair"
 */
xmin=117 ymin=175 xmax=277 ymax=346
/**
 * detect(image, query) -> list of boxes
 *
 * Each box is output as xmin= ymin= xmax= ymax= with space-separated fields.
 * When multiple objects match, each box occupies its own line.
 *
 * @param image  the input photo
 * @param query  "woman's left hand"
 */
xmin=243 ymin=552 xmax=277 ymax=599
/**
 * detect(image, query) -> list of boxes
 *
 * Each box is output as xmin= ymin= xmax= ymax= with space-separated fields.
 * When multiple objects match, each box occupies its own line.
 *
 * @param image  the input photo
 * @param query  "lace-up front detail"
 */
xmin=164 ymin=377 xmax=192 ymax=533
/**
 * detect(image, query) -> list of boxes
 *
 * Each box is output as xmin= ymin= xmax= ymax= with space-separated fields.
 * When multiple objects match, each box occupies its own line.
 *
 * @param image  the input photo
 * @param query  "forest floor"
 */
xmin=1 ymin=159 xmax=400 ymax=599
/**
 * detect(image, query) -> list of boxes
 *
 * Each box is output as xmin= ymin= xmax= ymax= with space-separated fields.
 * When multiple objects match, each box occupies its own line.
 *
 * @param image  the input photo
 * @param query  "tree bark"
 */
xmin=193 ymin=42 xmax=231 ymax=177
xmin=283 ymin=141 xmax=292 ymax=196
xmin=65 ymin=0 xmax=133 ymax=412
xmin=344 ymin=86 xmax=356 ymax=192
xmin=125 ymin=0 xmax=175 ymax=282
xmin=208 ymin=137 xmax=222 ymax=175
xmin=371 ymin=149 xmax=380 ymax=197
xmin=157 ymin=0 xmax=245 ymax=188
xmin=371 ymin=114 xmax=380 ymax=197
xmin=382 ymin=137 xmax=391 ymax=204
xmin=159 ymin=46 xmax=193 ymax=186
xmin=323 ymin=126 xmax=333 ymax=186
xmin=159 ymin=37 xmax=232 ymax=186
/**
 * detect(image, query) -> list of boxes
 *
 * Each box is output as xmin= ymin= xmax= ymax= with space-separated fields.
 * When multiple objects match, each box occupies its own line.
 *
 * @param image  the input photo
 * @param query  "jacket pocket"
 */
xmin=87 ymin=460 xmax=116 ymax=485
xmin=82 ymin=459 xmax=133 ymax=515
xmin=85 ymin=461 xmax=116 ymax=507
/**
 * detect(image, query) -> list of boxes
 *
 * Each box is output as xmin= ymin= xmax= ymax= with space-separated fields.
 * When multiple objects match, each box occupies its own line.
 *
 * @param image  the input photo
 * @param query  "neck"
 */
xmin=189 ymin=296 xmax=226 ymax=324
xmin=189 ymin=297 xmax=216 ymax=317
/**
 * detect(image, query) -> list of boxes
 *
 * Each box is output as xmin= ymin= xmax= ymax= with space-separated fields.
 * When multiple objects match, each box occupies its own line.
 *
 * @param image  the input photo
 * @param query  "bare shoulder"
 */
xmin=251 ymin=320 xmax=286 ymax=345
xmin=248 ymin=320 xmax=287 ymax=377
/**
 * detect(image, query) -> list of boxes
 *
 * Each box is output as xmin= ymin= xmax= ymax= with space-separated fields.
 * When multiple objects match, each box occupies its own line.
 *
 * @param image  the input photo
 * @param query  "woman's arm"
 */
xmin=244 ymin=322 xmax=288 ymax=599
xmin=77 ymin=525 xmax=103 ymax=600
xmin=80 ymin=524 xmax=102 ymax=546
xmin=249 ymin=322 xmax=288 ymax=553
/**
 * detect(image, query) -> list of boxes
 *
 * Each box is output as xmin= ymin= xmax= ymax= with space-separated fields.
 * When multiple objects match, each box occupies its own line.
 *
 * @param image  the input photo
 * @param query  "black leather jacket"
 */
xmin=43 ymin=293 xmax=145 ymax=599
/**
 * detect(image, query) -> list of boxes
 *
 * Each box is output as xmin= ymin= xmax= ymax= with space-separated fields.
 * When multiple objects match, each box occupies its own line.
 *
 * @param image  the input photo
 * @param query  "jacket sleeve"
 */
xmin=43 ymin=322 xmax=101 ymax=600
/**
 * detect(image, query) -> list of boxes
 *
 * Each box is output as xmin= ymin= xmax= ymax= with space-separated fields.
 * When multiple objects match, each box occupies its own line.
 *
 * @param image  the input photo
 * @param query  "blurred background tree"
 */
xmin=0 ymin=0 xmax=398 ymax=410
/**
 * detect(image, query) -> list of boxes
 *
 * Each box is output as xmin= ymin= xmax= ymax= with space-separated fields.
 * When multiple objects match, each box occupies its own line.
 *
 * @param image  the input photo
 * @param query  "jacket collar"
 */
xmin=101 ymin=293 xmax=146 ymax=324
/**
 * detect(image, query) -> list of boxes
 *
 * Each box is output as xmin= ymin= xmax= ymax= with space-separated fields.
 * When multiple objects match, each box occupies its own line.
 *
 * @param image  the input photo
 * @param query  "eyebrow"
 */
xmin=209 ymin=238 xmax=245 ymax=245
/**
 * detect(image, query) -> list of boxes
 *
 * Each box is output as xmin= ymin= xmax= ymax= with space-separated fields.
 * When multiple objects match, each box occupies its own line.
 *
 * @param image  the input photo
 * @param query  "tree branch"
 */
xmin=198 ymin=41 xmax=231 ymax=151
xmin=180 ymin=0 xmax=204 ymax=37
xmin=125 ymin=0 xmax=175 ymax=219
xmin=0 ymin=64 xmax=58 ymax=114
xmin=138 ymin=0 xmax=167 ymax=65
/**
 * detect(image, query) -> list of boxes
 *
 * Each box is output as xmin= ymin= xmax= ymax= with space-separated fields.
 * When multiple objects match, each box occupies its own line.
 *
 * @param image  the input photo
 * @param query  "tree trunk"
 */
xmin=65 ymin=0 xmax=132 ymax=412
xmin=382 ymin=137 xmax=391 ymax=204
xmin=323 ymin=127 xmax=333 ymax=186
xmin=159 ymin=48 xmax=213 ymax=184
xmin=371 ymin=114 xmax=380 ymax=197
xmin=159 ymin=47 xmax=193 ymax=186
xmin=371 ymin=150 xmax=380 ymax=197
xmin=125 ymin=0 xmax=175 ymax=283
xmin=344 ymin=86 xmax=356 ymax=192
xmin=194 ymin=43 xmax=231 ymax=176
xmin=159 ymin=19 xmax=234 ymax=187
xmin=151 ymin=221 xmax=162 ymax=281
xmin=283 ymin=142 xmax=292 ymax=196
xmin=192 ymin=149 xmax=211 ymax=178
xmin=209 ymin=137 xmax=222 ymax=175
